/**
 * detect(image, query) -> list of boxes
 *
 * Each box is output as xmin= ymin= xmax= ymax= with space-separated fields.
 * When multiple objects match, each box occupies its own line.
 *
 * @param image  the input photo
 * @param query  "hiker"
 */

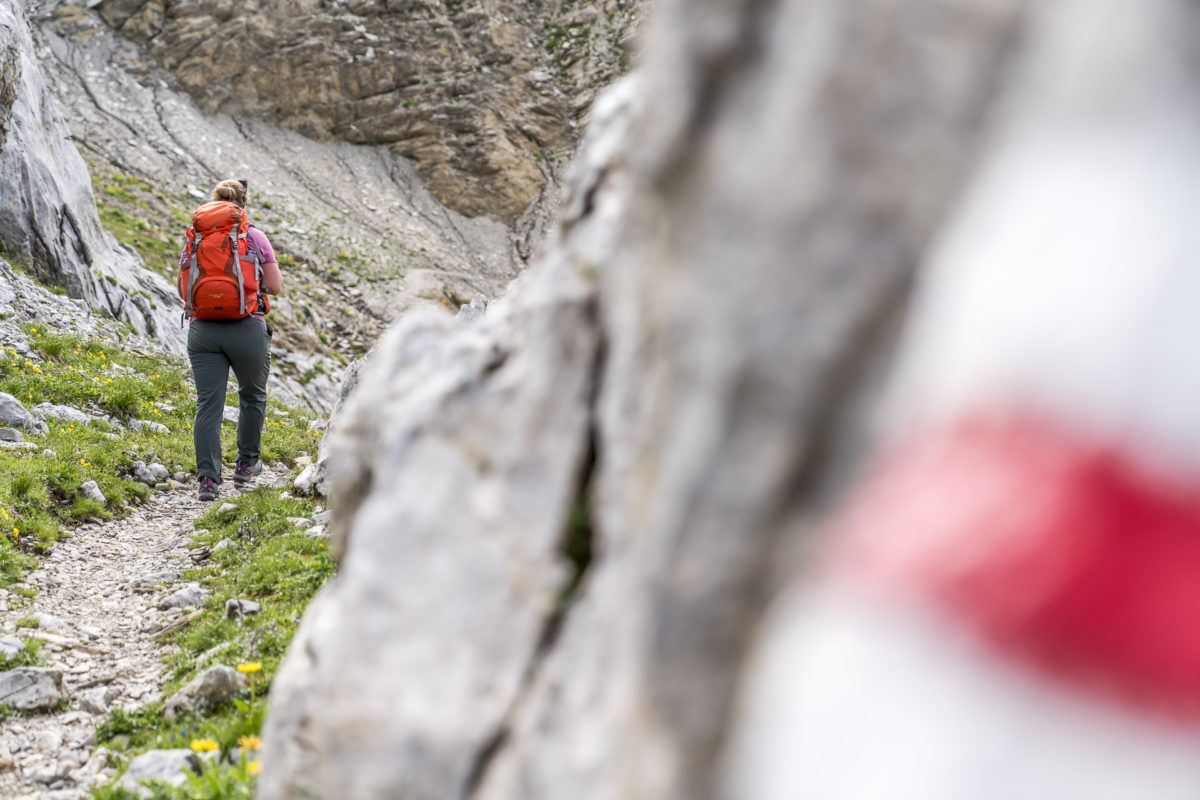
xmin=177 ymin=179 xmax=282 ymax=502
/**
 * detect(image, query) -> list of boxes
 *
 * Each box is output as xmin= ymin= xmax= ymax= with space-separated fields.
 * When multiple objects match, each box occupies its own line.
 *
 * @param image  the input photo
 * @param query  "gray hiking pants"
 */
xmin=187 ymin=316 xmax=271 ymax=482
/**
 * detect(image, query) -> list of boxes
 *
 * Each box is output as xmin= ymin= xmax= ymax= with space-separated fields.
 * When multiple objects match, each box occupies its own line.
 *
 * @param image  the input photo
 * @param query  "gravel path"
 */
xmin=0 ymin=466 xmax=289 ymax=799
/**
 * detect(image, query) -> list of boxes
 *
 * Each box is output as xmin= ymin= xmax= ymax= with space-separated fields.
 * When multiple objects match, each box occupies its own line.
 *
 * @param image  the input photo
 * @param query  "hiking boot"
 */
xmin=198 ymin=476 xmax=218 ymax=502
xmin=232 ymin=461 xmax=262 ymax=485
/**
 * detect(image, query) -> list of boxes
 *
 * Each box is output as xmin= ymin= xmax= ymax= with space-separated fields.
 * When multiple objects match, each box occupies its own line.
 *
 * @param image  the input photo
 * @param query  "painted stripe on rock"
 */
xmin=835 ymin=415 xmax=1200 ymax=717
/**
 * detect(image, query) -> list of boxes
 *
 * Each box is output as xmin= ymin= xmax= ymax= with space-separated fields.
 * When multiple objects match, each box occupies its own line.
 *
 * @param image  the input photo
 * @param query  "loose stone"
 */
xmin=79 ymin=481 xmax=106 ymax=505
xmin=225 ymin=599 xmax=261 ymax=619
xmin=292 ymin=464 xmax=317 ymax=495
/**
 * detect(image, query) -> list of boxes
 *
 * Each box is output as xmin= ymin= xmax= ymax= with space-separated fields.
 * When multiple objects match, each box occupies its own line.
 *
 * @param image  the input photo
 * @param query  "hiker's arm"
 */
xmin=262 ymin=260 xmax=282 ymax=295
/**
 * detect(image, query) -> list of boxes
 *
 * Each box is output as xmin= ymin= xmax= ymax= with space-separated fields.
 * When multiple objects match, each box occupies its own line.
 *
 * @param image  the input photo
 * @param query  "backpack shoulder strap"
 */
xmin=181 ymin=227 xmax=202 ymax=325
xmin=243 ymin=226 xmax=269 ymax=316
xmin=245 ymin=227 xmax=263 ymax=262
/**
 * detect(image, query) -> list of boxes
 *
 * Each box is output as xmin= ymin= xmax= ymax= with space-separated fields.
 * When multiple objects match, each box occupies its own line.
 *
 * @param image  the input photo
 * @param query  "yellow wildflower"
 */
xmin=11 ymin=527 xmax=18 ymax=537
xmin=248 ymin=760 xmax=262 ymax=776
xmin=236 ymin=662 xmax=263 ymax=674
xmin=238 ymin=735 xmax=262 ymax=751
xmin=190 ymin=738 xmax=219 ymax=752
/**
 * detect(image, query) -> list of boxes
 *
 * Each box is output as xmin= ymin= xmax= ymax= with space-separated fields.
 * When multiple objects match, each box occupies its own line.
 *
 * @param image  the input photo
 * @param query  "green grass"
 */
xmin=91 ymin=170 xmax=189 ymax=283
xmin=0 ymin=637 xmax=42 ymax=669
xmin=0 ymin=324 xmax=322 ymax=579
xmin=93 ymin=751 xmax=260 ymax=799
xmin=93 ymin=488 xmax=333 ymax=797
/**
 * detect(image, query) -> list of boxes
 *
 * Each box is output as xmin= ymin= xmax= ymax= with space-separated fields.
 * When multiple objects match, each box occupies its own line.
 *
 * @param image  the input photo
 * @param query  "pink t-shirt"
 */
xmin=248 ymin=227 xmax=277 ymax=264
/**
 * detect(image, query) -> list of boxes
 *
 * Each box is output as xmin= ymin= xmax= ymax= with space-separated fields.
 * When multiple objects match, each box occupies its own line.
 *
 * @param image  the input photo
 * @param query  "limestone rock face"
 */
xmin=93 ymin=0 xmax=642 ymax=224
xmin=261 ymin=218 xmax=601 ymax=799
xmin=259 ymin=0 xmax=1028 ymax=799
xmin=0 ymin=1 xmax=183 ymax=350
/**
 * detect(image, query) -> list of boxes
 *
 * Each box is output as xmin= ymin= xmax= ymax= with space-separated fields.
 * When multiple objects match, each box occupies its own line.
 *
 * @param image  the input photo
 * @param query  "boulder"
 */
xmin=133 ymin=461 xmax=169 ymax=486
xmin=0 ymin=667 xmax=66 ymax=711
xmin=79 ymin=480 xmax=106 ymax=505
xmin=115 ymin=749 xmax=200 ymax=792
xmin=158 ymin=583 xmax=209 ymax=610
xmin=79 ymin=686 xmax=111 ymax=715
xmin=164 ymin=665 xmax=246 ymax=719
xmin=0 ymin=636 xmax=22 ymax=660
xmin=129 ymin=419 xmax=170 ymax=434
xmin=0 ymin=393 xmax=32 ymax=428
xmin=0 ymin=427 xmax=22 ymax=442
xmin=32 ymin=403 xmax=90 ymax=424
xmin=225 ymin=599 xmax=261 ymax=619
xmin=292 ymin=465 xmax=317 ymax=496
xmin=455 ymin=296 xmax=488 ymax=322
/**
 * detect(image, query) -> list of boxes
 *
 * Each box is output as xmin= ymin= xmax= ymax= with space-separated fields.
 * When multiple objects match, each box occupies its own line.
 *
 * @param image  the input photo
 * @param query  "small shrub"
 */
xmin=0 ymin=637 xmax=43 ymax=670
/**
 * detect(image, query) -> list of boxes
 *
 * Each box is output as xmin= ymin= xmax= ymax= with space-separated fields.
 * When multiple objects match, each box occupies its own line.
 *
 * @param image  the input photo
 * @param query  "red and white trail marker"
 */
xmin=722 ymin=2 xmax=1200 ymax=798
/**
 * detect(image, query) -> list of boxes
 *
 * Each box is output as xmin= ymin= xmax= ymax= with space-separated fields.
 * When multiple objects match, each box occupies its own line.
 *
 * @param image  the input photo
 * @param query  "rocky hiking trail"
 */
xmin=0 ymin=463 xmax=293 ymax=800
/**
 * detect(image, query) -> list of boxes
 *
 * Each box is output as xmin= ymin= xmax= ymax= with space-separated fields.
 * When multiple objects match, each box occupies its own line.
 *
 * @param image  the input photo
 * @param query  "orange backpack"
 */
xmin=177 ymin=201 xmax=270 ymax=322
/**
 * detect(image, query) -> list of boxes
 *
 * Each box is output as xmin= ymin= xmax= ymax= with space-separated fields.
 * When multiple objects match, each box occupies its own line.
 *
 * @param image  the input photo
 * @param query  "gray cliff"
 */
xmin=258 ymin=0 xmax=1025 ymax=797
xmin=0 ymin=0 xmax=182 ymax=349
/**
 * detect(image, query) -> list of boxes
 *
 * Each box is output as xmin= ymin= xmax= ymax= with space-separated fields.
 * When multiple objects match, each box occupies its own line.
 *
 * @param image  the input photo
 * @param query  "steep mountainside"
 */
xmin=91 ymin=0 xmax=641 ymax=227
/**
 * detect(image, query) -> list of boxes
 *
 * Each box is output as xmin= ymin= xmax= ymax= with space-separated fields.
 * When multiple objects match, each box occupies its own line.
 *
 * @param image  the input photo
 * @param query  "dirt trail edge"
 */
xmin=0 ymin=465 xmax=290 ymax=799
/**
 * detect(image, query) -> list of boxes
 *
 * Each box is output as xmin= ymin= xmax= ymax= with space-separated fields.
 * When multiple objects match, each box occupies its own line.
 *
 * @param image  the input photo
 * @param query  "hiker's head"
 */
xmin=211 ymin=179 xmax=248 ymax=208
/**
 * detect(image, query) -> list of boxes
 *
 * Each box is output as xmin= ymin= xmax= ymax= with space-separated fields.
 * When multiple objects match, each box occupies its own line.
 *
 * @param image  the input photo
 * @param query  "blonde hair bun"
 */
xmin=211 ymin=179 xmax=247 ymax=207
